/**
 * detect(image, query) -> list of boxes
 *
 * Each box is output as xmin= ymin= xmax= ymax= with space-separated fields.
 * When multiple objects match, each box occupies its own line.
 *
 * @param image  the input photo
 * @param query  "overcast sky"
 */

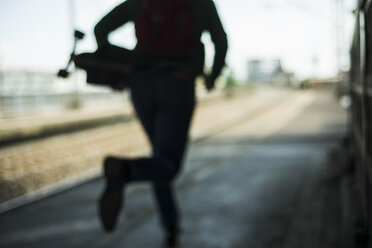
xmin=0 ymin=0 xmax=356 ymax=80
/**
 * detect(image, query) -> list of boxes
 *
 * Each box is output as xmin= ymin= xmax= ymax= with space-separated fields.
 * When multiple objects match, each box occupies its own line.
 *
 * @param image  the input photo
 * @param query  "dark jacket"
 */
xmin=94 ymin=0 xmax=228 ymax=79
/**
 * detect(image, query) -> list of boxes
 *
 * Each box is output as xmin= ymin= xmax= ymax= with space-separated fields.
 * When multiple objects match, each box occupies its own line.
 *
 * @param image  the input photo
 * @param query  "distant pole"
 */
xmin=67 ymin=0 xmax=81 ymax=109
xmin=334 ymin=0 xmax=345 ymax=77
xmin=68 ymin=0 xmax=76 ymax=34
xmin=312 ymin=55 xmax=319 ymax=78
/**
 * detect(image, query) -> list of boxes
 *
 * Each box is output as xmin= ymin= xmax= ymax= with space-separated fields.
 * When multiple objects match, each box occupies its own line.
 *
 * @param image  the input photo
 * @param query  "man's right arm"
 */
xmin=94 ymin=0 xmax=139 ymax=47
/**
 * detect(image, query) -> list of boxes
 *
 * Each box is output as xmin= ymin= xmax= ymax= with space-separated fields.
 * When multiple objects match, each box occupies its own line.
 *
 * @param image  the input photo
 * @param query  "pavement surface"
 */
xmin=0 ymin=88 xmax=352 ymax=248
xmin=0 ymin=87 xmax=288 ymax=206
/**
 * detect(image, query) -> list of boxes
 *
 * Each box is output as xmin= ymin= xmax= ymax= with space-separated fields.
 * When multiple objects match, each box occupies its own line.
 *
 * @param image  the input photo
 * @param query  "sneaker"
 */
xmin=99 ymin=156 xmax=127 ymax=232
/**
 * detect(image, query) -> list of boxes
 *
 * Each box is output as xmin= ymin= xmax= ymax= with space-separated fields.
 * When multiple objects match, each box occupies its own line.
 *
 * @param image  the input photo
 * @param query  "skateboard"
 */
xmin=58 ymin=30 xmax=133 ymax=90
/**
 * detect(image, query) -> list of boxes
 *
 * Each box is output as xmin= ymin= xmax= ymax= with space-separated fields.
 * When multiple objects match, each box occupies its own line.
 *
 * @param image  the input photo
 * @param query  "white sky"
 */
xmin=0 ymin=0 xmax=356 ymax=80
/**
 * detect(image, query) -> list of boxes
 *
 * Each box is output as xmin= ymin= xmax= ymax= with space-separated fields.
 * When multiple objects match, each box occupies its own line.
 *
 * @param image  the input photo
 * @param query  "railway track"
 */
xmin=0 ymin=87 xmax=308 ymax=211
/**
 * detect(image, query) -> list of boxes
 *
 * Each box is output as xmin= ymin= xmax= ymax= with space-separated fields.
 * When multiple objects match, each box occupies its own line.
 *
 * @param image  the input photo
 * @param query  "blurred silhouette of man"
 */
xmin=95 ymin=0 xmax=227 ymax=246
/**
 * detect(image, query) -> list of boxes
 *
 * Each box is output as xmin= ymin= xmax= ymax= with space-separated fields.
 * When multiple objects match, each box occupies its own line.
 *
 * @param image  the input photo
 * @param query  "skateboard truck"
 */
xmin=57 ymin=29 xmax=132 ymax=90
xmin=57 ymin=30 xmax=85 ymax=78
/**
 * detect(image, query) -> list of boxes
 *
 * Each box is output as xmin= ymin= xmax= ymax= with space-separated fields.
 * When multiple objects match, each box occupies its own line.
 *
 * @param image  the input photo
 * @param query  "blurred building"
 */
xmin=247 ymin=59 xmax=296 ymax=86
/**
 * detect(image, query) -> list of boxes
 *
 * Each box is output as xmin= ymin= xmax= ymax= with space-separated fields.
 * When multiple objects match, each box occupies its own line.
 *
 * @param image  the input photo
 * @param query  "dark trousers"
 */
xmin=128 ymin=68 xmax=195 ymax=230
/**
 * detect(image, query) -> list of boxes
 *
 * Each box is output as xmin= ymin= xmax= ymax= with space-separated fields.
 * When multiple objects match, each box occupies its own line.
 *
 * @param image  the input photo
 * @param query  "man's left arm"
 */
xmin=204 ymin=0 xmax=228 ymax=89
xmin=94 ymin=0 xmax=138 ymax=47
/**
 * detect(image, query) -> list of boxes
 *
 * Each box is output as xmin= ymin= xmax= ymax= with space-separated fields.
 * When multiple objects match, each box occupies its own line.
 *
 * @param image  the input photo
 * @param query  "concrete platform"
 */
xmin=0 ymin=89 xmax=353 ymax=248
xmin=0 ymin=87 xmax=289 ymax=206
